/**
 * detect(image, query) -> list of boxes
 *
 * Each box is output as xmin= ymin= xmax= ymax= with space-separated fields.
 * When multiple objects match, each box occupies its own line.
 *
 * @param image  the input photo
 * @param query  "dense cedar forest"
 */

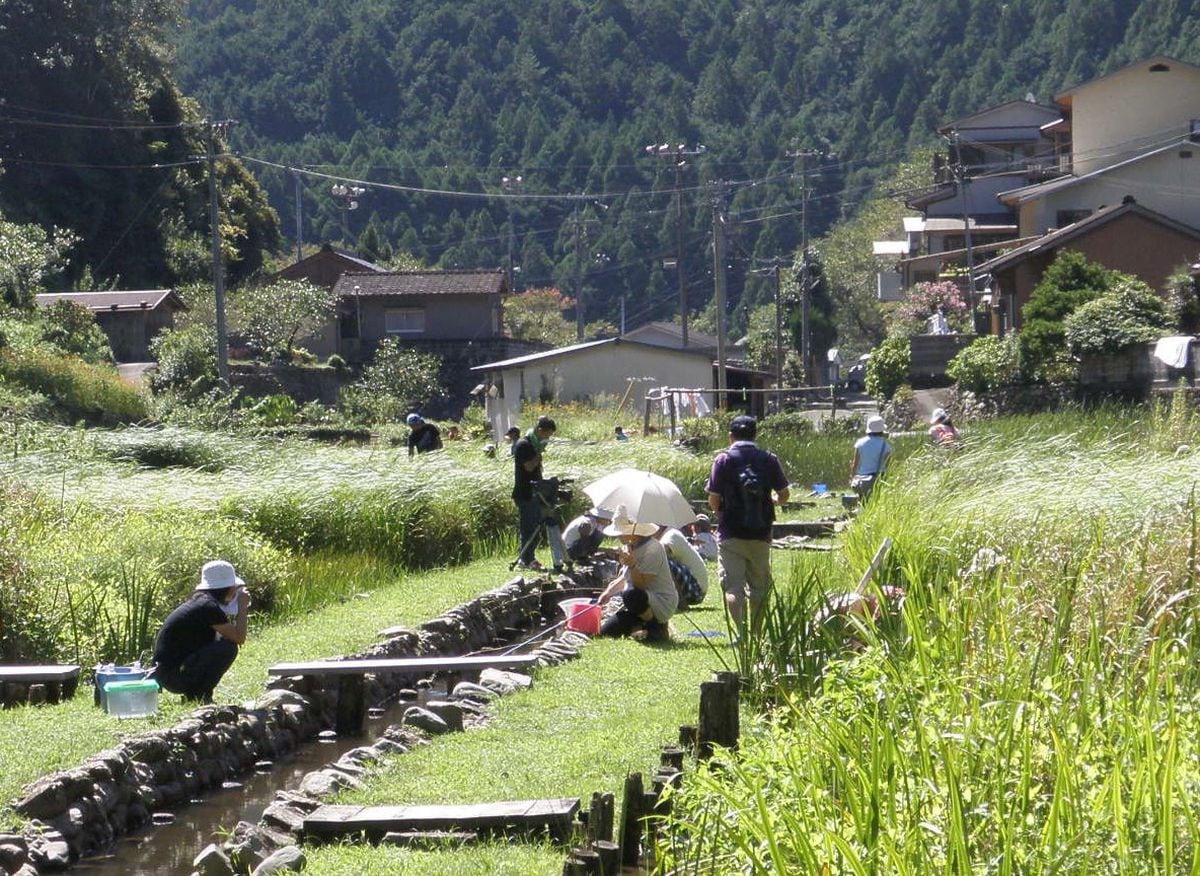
xmin=3 ymin=0 xmax=1200 ymax=336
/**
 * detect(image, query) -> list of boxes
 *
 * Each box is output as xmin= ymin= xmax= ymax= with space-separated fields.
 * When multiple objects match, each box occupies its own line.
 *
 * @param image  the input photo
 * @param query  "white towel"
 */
xmin=1153 ymin=335 xmax=1195 ymax=369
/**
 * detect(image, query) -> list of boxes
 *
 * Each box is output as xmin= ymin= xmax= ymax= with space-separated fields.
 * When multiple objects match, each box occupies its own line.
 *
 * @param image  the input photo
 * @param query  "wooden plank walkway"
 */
xmin=0 ymin=665 xmax=81 ymax=704
xmin=304 ymin=798 xmax=580 ymax=845
xmin=267 ymin=655 xmax=539 ymax=736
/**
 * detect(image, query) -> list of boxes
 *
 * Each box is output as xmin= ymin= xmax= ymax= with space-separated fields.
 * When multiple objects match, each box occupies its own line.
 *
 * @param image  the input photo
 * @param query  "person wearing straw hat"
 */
xmin=152 ymin=560 xmax=251 ymax=703
xmin=850 ymin=415 xmax=893 ymax=502
xmin=595 ymin=506 xmax=677 ymax=641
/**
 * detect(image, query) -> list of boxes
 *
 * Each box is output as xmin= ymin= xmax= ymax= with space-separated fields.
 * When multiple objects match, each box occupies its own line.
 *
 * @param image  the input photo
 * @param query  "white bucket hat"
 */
xmin=197 ymin=560 xmax=245 ymax=591
xmin=602 ymin=504 xmax=659 ymax=538
xmin=866 ymin=415 xmax=887 ymax=434
xmin=587 ymin=506 xmax=615 ymax=521
xmin=930 ymin=407 xmax=948 ymax=425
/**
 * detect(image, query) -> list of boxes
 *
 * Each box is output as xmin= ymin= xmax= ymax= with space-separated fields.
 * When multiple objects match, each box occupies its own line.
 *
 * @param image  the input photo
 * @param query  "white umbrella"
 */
xmin=582 ymin=468 xmax=697 ymax=528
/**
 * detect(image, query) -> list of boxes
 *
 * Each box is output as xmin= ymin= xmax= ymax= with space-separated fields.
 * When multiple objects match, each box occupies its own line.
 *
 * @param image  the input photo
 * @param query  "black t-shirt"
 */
xmin=154 ymin=593 xmax=229 ymax=671
xmin=408 ymin=423 xmax=442 ymax=453
xmin=512 ymin=436 xmax=542 ymax=500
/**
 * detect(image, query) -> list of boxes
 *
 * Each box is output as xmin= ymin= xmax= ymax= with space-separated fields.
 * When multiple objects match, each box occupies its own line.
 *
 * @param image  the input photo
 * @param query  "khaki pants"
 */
xmin=718 ymin=536 xmax=773 ymax=605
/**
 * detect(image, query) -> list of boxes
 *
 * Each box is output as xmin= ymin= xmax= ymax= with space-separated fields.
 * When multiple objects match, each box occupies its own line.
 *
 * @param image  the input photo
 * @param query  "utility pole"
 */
xmin=645 ymin=143 xmax=705 ymax=347
xmin=292 ymin=168 xmax=303 ymax=264
xmin=501 ymin=174 xmax=522 ymax=290
xmin=331 ymin=183 xmax=366 ymax=246
xmin=205 ymin=119 xmax=233 ymax=386
xmin=711 ymin=183 xmax=729 ymax=402
xmin=788 ymin=145 xmax=821 ymax=383
xmin=573 ymin=204 xmax=584 ymax=341
xmin=948 ymin=129 xmax=977 ymax=320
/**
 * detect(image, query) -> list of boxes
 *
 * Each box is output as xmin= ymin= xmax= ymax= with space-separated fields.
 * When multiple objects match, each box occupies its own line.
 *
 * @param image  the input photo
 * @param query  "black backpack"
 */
xmin=724 ymin=448 xmax=772 ymax=533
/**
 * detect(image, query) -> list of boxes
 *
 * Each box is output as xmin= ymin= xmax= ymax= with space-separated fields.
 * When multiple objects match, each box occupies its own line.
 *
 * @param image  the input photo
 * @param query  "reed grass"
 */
xmin=657 ymin=407 xmax=1200 ymax=874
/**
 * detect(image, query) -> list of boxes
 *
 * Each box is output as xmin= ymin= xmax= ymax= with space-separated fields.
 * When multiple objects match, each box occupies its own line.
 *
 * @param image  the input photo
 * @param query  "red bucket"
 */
xmin=559 ymin=598 xmax=601 ymax=635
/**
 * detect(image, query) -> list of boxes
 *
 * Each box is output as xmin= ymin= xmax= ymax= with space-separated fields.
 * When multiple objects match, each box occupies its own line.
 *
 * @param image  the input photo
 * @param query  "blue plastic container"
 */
xmin=93 ymin=664 xmax=152 ymax=709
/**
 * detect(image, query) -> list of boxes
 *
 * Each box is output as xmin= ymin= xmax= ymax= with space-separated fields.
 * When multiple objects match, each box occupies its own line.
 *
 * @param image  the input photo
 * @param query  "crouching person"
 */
xmin=596 ymin=508 xmax=676 ymax=642
xmin=658 ymin=524 xmax=708 ymax=610
xmin=153 ymin=560 xmax=250 ymax=703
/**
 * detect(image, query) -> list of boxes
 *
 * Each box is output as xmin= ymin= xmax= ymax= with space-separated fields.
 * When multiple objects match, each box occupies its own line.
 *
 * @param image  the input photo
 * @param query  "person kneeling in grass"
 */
xmin=596 ymin=507 xmax=677 ymax=642
xmin=152 ymin=560 xmax=250 ymax=703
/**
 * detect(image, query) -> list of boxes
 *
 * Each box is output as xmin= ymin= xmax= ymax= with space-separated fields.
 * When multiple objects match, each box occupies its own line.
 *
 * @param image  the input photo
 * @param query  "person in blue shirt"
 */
xmin=850 ymin=415 xmax=892 ymax=503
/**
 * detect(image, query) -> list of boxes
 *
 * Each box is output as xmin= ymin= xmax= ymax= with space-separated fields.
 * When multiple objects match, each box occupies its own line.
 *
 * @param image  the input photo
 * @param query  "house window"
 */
xmin=385 ymin=307 xmax=425 ymax=334
xmin=1056 ymin=209 xmax=1091 ymax=228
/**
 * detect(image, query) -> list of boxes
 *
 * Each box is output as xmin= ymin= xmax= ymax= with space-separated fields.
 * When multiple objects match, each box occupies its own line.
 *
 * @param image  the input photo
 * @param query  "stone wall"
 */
xmin=1 ymin=564 xmax=612 ymax=874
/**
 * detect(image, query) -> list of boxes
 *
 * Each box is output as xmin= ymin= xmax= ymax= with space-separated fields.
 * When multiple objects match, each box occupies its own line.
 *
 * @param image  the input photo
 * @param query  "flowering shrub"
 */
xmin=892 ymin=280 xmax=970 ymax=335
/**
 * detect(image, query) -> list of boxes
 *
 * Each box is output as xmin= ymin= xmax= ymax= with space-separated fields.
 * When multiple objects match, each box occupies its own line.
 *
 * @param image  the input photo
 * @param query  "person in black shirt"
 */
xmin=405 ymin=413 xmax=443 ymax=457
xmin=153 ymin=560 xmax=251 ymax=703
xmin=512 ymin=415 xmax=557 ymax=569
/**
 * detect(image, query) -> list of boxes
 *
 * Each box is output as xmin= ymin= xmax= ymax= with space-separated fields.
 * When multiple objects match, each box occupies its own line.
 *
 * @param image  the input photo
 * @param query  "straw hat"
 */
xmin=197 ymin=560 xmax=244 ymax=591
xmin=866 ymin=415 xmax=886 ymax=434
xmin=602 ymin=504 xmax=659 ymax=537
xmin=930 ymin=407 xmax=948 ymax=425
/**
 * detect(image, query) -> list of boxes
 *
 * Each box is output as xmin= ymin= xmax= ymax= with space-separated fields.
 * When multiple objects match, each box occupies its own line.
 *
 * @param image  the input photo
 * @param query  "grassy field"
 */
xmin=658 ymin=398 xmax=1200 ymax=873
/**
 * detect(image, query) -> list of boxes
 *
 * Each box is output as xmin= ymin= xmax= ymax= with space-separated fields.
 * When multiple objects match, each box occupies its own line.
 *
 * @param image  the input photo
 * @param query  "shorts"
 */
xmin=717 ymin=537 xmax=772 ymax=603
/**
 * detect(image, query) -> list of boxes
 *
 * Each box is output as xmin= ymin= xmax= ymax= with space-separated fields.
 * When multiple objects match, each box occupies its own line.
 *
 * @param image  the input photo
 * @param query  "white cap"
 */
xmin=866 ymin=415 xmax=886 ymax=434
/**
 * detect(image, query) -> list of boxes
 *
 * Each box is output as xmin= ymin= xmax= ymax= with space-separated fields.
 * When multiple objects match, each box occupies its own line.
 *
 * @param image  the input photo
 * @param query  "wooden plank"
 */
xmin=305 ymin=799 xmax=579 ymax=843
xmin=267 ymin=655 xmax=539 ymax=677
xmin=0 ymin=665 xmax=81 ymax=683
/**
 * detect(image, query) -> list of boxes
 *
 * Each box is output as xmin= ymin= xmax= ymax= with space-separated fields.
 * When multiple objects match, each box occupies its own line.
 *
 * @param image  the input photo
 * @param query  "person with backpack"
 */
xmin=705 ymin=415 xmax=790 ymax=637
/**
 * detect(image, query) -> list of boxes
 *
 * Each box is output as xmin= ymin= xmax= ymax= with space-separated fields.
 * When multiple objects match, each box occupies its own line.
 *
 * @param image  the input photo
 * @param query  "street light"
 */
xmin=331 ymin=183 xmax=366 ymax=245
xmin=644 ymin=142 xmax=706 ymax=348
xmin=501 ymin=174 xmax=523 ymax=290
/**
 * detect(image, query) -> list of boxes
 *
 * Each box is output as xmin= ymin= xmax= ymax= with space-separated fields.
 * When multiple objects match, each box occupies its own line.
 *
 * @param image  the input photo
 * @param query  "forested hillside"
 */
xmin=174 ymin=0 xmax=1200 ymax=336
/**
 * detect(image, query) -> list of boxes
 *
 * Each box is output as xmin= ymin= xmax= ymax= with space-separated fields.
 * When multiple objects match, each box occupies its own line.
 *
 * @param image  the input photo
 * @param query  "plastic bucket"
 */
xmin=94 ymin=665 xmax=152 ymax=709
xmin=103 ymin=679 xmax=160 ymax=719
xmin=559 ymin=598 xmax=601 ymax=635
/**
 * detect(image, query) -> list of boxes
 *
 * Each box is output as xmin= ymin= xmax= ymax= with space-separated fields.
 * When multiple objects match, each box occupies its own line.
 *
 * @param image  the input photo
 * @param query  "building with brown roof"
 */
xmin=34 ymin=289 xmax=187 ymax=362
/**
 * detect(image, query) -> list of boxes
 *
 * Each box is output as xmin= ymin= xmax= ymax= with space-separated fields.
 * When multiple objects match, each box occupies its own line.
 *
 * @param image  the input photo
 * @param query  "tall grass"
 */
xmin=0 ymin=348 xmax=147 ymax=424
xmin=658 ymin=407 xmax=1200 ymax=873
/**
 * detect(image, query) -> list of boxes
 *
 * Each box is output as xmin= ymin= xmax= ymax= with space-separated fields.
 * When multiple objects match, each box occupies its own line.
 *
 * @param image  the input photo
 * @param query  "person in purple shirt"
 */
xmin=705 ymin=415 xmax=790 ymax=638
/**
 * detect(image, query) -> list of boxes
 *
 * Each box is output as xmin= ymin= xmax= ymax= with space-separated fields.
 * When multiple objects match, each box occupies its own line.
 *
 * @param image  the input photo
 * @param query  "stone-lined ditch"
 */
xmin=2 ymin=564 xmax=612 ymax=875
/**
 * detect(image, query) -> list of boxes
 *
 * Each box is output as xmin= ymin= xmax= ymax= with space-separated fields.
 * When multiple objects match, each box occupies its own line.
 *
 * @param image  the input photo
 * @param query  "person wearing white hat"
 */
xmin=685 ymin=513 xmax=718 ymax=561
xmin=928 ymin=408 xmax=959 ymax=446
xmin=850 ymin=415 xmax=892 ymax=502
xmin=595 ymin=505 xmax=677 ymax=641
xmin=562 ymin=506 xmax=615 ymax=563
xmin=152 ymin=560 xmax=251 ymax=703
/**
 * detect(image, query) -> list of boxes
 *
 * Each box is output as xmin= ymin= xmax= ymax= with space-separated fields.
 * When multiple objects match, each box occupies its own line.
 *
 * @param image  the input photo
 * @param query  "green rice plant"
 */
xmin=93 ymin=425 xmax=232 ymax=471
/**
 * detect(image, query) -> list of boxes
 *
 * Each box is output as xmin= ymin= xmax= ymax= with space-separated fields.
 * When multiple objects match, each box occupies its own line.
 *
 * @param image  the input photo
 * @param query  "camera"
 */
xmin=534 ymin=476 xmax=574 ymax=506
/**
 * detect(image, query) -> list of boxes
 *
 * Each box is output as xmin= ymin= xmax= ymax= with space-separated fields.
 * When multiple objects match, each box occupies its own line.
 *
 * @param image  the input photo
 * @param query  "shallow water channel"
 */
xmin=73 ymin=692 xmax=428 ymax=874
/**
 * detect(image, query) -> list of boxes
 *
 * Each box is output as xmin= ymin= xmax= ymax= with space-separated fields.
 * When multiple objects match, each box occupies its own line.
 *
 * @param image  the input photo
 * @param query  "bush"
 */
xmin=947 ymin=334 xmax=1020 ymax=393
xmin=0 ymin=347 xmax=147 ymax=424
xmin=1064 ymin=278 xmax=1173 ymax=355
xmin=37 ymin=301 xmax=113 ymax=364
xmin=148 ymin=324 xmax=217 ymax=395
xmin=341 ymin=339 xmax=443 ymax=423
xmin=865 ymin=336 xmax=910 ymax=400
xmin=1018 ymin=251 xmax=1117 ymax=380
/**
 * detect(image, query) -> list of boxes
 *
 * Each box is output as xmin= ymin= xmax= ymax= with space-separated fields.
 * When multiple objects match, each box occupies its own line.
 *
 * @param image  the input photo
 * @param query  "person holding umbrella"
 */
xmin=596 ymin=505 xmax=677 ymax=642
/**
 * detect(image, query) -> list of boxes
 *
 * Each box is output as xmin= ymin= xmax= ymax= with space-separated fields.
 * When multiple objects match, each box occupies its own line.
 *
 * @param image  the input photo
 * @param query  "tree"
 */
xmin=1018 ymin=250 xmax=1117 ymax=381
xmin=0 ymin=213 xmax=76 ymax=307
xmin=342 ymin=339 xmax=444 ymax=423
xmin=1064 ymin=277 xmax=1172 ymax=356
xmin=889 ymin=280 xmax=971 ymax=337
xmin=503 ymin=287 xmax=576 ymax=347
xmin=231 ymin=279 xmax=337 ymax=358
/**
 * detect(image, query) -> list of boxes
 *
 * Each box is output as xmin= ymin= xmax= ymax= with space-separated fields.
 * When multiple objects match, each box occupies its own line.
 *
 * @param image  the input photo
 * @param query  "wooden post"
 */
xmin=697 ymin=671 xmax=740 ymax=759
xmin=335 ymin=674 xmax=366 ymax=736
xmin=643 ymin=395 xmax=653 ymax=436
xmin=668 ymin=391 xmax=677 ymax=437
xmin=619 ymin=772 xmax=645 ymax=868
xmin=593 ymin=839 xmax=620 ymax=875
xmin=660 ymin=746 xmax=685 ymax=771
xmin=586 ymin=792 xmax=614 ymax=844
xmin=678 ymin=725 xmax=698 ymax=753
xmin=563 ymin=847 xmax=600 ymax=875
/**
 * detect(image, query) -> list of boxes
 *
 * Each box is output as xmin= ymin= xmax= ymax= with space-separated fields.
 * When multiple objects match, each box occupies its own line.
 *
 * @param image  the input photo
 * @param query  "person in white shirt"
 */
xmin=562 ymin=507 xmax=614 ymax=563
xmin=657 ymin=525 xmax=709 ymax=609
xmin=685 ymin=514 xmax=718 ymax=561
